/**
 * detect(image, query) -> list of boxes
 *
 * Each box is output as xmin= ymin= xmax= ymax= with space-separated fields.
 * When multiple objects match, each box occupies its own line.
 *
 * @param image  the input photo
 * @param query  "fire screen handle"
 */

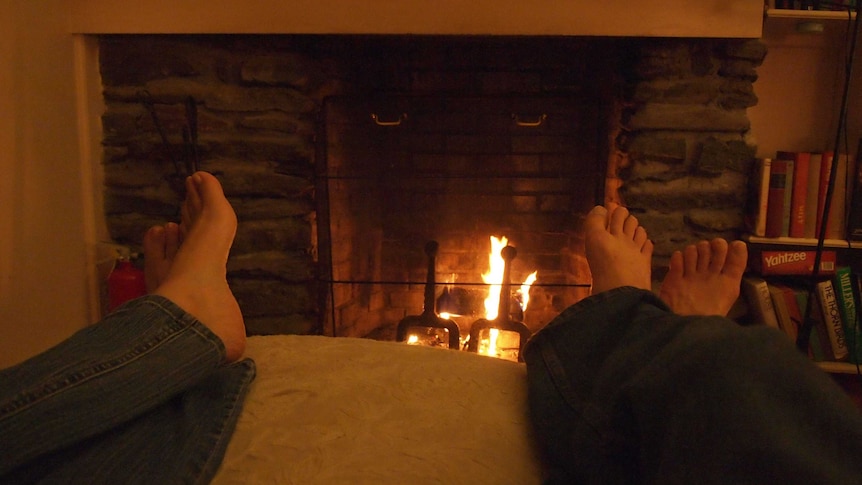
xmin=511 ymin=113 xmax=547 ymax=127
xmin=371 ymin=113 xmax=408 ymax=126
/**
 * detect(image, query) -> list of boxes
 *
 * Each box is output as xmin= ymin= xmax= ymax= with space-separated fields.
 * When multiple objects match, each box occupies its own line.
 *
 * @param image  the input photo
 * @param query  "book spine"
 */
xmin=826 ymin=153 xmax=848 ymax=240
xmin=779 ymin=284 xmax=802 ymax=343
xmin=803 ymin=153 xmax=822 ymax=239
xmin=808 ymin=294 xmax=834 ymax=361
xmin=789 ymin=152 xmax=810 ymax=238
xmin=847 ymin=143 xmax=862 ymax=240
xmin=816 ymin=151 xmax=834 ymax=237
xmin=768 ymin=283 xmax=797 ymax=340
xmin=834 ymin=267 xmax=862 ymax=364
xmin=765 ymin=159 xmax=791 ymax=238
xmin=781 ymin=159 xmax=794 ymax=237
xmin=816 ymin=279 xmax=849 ymax=361
xmin=742 ymin=276 xmax=781 ymax=329
xmin=754 ymin=158 xmax=771 ymax=237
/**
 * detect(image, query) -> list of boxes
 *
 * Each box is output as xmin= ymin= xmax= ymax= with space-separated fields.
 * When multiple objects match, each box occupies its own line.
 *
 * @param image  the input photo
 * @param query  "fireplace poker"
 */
xmin=396 ymin=241 xmax=461 ymax=349
xmin=184 ymin=96 xmax=200 ymax=173
xmin=138 ymin=90 xmax=183 ymax=177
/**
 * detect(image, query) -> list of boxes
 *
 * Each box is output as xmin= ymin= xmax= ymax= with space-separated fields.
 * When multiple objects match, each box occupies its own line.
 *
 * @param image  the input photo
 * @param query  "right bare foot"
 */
xmin=151 ymin=172 xmax=246 ymax=362
xmin=584 ymin=205 xmax=654 ymax=295
xmin=659 ymin=238 xmax=748 ymax=316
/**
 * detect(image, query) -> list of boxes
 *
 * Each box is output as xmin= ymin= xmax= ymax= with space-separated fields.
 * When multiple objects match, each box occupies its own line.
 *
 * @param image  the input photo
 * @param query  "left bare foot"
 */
xmin=659 ymin=238 xmax=748 ymax=316
xmin=584 ymin=205 xmax=654 ymax=295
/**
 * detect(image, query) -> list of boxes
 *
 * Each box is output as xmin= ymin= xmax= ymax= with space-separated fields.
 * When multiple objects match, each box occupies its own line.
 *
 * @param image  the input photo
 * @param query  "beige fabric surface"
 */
xmin=213 ymin=335 xmax=545 ymax=484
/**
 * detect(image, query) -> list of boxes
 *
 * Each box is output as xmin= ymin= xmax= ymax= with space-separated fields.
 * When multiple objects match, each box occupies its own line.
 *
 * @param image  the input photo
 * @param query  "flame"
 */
xmin=519 ymin=271 xmax=538 ymax=310
xmin=482 ymin=236 xmax=509 ymax=320
xmin=486 ymin=328 xmax=500 ymax=356
xmin=481 ymin=235 xmax=537 ymax=320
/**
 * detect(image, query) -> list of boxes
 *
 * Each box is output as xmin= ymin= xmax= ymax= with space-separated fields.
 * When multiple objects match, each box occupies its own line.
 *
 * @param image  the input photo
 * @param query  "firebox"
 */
xmin=317 ymin=59 xmax=613 ymax=341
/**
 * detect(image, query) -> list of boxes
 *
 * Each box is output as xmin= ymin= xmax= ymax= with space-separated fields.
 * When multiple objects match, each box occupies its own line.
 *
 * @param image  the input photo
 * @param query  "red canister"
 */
xmin=107 ymin=258 xmax=147 ymax=312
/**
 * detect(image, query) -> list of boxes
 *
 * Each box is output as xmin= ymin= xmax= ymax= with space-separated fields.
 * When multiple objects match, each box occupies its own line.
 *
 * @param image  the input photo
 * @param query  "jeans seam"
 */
xmin=0 ymin=298 xmax=209 ymax=419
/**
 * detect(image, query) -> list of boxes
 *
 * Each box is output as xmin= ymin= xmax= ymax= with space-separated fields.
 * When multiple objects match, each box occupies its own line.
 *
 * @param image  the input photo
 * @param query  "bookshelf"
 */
xmin=765 ymin=8 xmax=856 ymax=20
xmin=745 ymin=235 xmax=862 ymax=249
xmin=819 ymin=360 xmax=862 ymax=373
xmin=743 ymin=236 xmax=862 ymax=377
xmin=746 ymin=4 xmax=862 ymax=383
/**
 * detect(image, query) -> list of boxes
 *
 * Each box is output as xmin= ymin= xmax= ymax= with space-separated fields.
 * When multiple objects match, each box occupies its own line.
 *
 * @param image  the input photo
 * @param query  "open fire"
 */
xmin=400 ymin=235 xmax=538 ymax=362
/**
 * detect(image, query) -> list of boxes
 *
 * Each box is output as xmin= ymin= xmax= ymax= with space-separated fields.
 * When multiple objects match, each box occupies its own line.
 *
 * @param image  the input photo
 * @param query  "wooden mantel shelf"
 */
xmin=68 ymin=0 xmax=763 ymax=38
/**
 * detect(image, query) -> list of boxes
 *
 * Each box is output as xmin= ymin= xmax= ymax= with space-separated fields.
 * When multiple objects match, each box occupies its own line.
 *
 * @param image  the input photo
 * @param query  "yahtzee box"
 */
xmin=752 ymin=249 xmax=837 ymax=275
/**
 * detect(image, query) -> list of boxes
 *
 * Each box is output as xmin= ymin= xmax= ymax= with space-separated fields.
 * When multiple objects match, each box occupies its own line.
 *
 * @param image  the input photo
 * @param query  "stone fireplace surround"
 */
xmin=98 ymin=33 xmax=765 ymax=340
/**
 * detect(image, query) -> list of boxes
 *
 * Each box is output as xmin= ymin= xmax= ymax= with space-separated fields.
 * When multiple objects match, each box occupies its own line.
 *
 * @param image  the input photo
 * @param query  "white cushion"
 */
xmin=213 ymin=335 xmax=545 ymax=484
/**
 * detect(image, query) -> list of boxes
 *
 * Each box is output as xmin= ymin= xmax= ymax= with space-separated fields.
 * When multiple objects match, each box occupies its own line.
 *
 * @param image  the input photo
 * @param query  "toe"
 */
xmin=608 ymin=206 xmax=630 ymax=235
xmin=695 ymin=240 xmax=711 ymax=273
xmin=708 ymin=238 xmax=729 ymax=274
xmin=584 ymin=205 xmax=609 ymax=233
xmin=682 ymin=244 xmax=698 ymax=276
xmin=164 ymin=222 xmax=180 ymax=260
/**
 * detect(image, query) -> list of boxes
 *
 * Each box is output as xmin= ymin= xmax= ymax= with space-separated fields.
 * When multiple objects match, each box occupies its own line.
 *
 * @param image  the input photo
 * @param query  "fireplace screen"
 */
xmin=317 ymin=94 xmax=605 ymax=342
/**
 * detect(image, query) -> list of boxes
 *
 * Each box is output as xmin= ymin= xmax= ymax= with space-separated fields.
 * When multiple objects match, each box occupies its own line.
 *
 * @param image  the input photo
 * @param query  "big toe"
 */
xmin=584 ymin=205 xmax=609 ymax=233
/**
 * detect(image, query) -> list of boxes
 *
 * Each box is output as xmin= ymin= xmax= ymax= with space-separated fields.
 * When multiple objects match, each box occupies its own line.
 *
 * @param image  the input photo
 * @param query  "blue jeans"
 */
xmin=0 ymin=295 xmax=255 ymax=484
xmin=524 ymin=287 xmax=862 ymax=485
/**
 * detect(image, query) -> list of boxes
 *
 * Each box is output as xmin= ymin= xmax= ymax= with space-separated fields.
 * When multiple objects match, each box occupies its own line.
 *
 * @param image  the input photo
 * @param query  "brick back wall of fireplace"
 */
xmin=99 ymin=35 xmax=765 ymax=337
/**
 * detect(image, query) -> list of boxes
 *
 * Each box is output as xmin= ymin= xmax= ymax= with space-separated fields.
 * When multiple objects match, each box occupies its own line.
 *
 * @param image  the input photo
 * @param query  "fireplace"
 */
xmin=98 ymin=34 xmax=764 ymax=340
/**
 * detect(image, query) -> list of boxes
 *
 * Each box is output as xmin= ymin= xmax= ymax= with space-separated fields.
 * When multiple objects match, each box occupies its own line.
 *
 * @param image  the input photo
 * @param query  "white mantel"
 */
xmin=68 ymin=0 xmax=764 ymax=38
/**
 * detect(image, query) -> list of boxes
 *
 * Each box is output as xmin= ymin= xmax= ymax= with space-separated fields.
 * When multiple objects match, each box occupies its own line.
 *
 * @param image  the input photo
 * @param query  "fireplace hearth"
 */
xmin=98 ymin=34 xmax=764 ymax=339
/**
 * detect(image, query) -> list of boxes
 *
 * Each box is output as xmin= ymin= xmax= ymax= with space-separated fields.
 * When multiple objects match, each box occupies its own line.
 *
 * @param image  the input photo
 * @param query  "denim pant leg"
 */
xmin=0 ymin=295 xmax=256 ymax=484
xmin=524 ymin=287 xmax=862 ymax=485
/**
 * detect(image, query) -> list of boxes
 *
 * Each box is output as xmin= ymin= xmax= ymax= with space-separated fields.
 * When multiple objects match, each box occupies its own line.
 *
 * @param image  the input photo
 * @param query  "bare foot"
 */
xmin=584 ymin=205 xmax=654 ymax=295
xmin=143 ymin=222 xmax=180 ymax=293
xmin=152 ymin=172 xmax=246 ymax=362
xmin=659 ymin=238 xmax=748 ymax=316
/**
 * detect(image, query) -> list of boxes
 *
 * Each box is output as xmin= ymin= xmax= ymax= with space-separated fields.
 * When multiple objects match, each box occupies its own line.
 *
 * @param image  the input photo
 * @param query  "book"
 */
xmin=834 ymin=266 xmax=861 ymax=364
xmin=815 ymin=278 xmax=849 ymax=361
xmin=768 ymin=282 xmax=799 ymax=341
xmin=741 ymin=275 xmax=780 ymax=329
xmin=803 ymin=153 xmax=822 ymax=238
xmin=806 ymin=291 xmax=832 ymax=361
xmin=750 ymin=157 xmax=772 ymax=237
xmin=786 ymin=151 xmax=811 ymax=238
xmin=765 ymin=158 xmax=793 ymax=238
xmin=779 ymin=283 xmax=804 ymax=344
xmin=826 ymin=153 xmax=848 ymax=240
xmin=816 ymin=151 xmax=834 ymax=237
xmin=782 ymin=158 xmax=795 ymax=237
xmin=847 ymin=142 xmax=862 ymax=240
xmin=750 ymin=249 xmax=836 ymax=275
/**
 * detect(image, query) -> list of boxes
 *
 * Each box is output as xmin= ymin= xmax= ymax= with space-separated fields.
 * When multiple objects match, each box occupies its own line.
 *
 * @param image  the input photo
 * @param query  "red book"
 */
xmin=765 ymin=158 xmax=792 ymax=238
xmin=787 ymin=152 xmax=810 ymax=238
xmin=848 ymin=145 xmax=862 ymax=240
xmin=803 ymin=153 xmax=823 ymax=238
xmin=816 ymin=151 xmax=834 ymax=237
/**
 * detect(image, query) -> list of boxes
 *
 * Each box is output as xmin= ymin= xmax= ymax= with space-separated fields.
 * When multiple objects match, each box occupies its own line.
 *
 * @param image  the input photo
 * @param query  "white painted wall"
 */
xmin=750 ymin=15 xmax=862 ymax=158
xmin=0 ymin=1 xmax=94 ymax=368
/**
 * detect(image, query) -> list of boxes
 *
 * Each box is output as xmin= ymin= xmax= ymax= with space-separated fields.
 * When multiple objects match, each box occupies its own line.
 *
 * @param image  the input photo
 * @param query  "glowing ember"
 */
xmin=477 ymin=328 xmax=521 ymax=362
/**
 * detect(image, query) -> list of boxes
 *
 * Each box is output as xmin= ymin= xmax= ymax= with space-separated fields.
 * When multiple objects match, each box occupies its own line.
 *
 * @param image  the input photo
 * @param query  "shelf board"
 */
xmin=744 ymin=235 xmax=862 ymax=248
xmin=817 ymin=361 xmax=862 ymax=374
xmin=766 ymin=8 xmax=856 ymax=20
